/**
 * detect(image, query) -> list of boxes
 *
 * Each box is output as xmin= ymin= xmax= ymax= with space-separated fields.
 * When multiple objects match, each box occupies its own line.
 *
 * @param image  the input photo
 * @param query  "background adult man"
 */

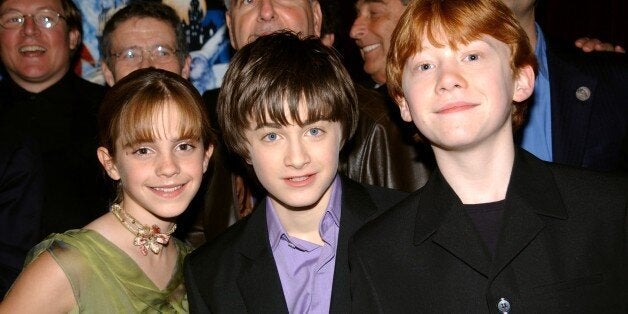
xmin=350 ymin=0 xmax=627 ymax=172
xmin=0 ymin=0 xmax=106 ymax=293
xmin=201 ymin=0 xmax=433 ymax=242
xmin=0 ymin=0 xmax=106 ymax=237
xmin=99 ymin=1 xmax=190 ymax=86
xmin=505 ymin=0 xmax=628 ymax=171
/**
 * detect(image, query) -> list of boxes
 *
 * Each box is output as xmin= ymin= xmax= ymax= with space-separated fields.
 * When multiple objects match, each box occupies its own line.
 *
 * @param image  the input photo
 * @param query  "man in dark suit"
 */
xmin=0 ymin=0 xmax=106 ymax=238
xmin=185 ymin=32 xmax=406 ymax=313
xmin=350 ymin=0 xmax=627 ymax=311
xmin=509 ymin=0 xmax=628 ymax=171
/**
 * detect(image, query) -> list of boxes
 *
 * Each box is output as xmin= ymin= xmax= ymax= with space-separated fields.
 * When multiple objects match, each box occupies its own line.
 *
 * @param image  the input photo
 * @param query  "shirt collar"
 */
xmin=534 ymin=23 xmax=549 ymax=80
xmin=1 ymin=71 xmax=77 ymax=104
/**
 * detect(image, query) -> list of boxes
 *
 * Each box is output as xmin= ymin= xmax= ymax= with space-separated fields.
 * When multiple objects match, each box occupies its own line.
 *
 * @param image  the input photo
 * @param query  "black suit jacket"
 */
xmin=0 ymin=72 xmax=108 ymax=236
xmin=542 ymin=42 xmax=628 ymax=171
xmin=185 ymin=176 xmax=406 ymax=313
xmin=350 ymin=150 xmax=627 ymax=313
xmin=0 ymin=128 xmax=44 ymax=298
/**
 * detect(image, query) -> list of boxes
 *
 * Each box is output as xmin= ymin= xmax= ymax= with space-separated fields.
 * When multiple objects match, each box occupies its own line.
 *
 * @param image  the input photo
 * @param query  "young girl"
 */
xmin=1 ymin=68 xmax=215 ymax=312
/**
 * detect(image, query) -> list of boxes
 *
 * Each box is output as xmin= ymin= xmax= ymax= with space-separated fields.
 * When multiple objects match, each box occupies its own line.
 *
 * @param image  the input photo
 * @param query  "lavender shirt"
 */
xmin=266 ymin=175 xmax=342 ymax=314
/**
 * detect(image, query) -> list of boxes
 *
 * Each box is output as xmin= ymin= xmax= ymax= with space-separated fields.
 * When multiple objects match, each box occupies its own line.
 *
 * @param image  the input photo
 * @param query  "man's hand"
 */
xmin=575 ymin=37 xmax=625 ymax=53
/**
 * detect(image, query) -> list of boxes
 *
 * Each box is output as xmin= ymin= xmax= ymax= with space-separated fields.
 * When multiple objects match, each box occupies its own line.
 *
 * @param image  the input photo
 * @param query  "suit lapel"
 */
xmin=236 ymin=203 xmax=289 ymax=314
xmin=490 ymin=150 xmax=568 ymax=279
xmin=547 ymin=47 xmax=598 ymax=165
xmin=415 ymin=151 xmax=569 ymax=280
xmin=414 ymin=171 xmax=492 ymax=277
xmin=330 ymin=177 xmax=381 ymax=314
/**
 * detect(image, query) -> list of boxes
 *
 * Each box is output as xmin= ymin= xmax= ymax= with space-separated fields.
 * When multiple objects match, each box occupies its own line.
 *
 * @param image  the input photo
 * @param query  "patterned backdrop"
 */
xmin=74 ymin=0 xmax=230 ymax=94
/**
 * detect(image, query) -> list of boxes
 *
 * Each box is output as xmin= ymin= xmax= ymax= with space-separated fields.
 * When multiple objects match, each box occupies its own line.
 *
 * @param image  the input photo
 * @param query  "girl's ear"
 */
xmin=202 ymin=145 xmax=214 ymax=173
xmin=513 ymin=65 xmax=535 ymax=102
xmin=97 ymin=147 xmax=121 ymax=180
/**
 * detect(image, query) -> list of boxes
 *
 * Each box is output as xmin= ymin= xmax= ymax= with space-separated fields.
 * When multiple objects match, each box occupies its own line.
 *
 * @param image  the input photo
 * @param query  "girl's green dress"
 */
xmin=25 ymin=229 xmax=191 ymax=313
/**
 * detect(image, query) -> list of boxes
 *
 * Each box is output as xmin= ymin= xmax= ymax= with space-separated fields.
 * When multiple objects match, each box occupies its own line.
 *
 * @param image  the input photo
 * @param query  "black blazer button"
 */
xmin=497 ymin=297 xmax=510 ymax=313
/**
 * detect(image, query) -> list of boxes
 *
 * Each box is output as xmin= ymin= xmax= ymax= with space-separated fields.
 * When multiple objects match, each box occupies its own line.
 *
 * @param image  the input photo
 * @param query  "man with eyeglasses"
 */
xmin=0 ymin=0 xmax=107 ymax=297
xmin=100 ymin=2 xmax=190 ymax=86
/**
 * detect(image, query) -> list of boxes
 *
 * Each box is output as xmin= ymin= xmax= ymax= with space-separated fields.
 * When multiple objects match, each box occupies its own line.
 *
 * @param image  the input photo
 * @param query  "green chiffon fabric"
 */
xmin=25 ymin=229 xmax=191 ymax=313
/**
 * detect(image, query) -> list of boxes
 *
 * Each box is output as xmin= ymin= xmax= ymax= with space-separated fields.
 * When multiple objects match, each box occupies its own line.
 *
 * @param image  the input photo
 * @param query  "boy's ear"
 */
xmin=512 ymin=65 xmax=535 ymax=102
xmin=396 ymin=96 xmax=413 ymax=122
xmin=97 ymin=147 xmax=121 ymax=180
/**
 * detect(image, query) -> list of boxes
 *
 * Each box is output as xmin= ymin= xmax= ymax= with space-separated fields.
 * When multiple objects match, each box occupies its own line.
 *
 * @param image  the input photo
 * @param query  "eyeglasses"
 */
xmin=112 ymin=45 xmax=179 ymax=66
xmin=0 ymin=9 xmax=66 ymax=29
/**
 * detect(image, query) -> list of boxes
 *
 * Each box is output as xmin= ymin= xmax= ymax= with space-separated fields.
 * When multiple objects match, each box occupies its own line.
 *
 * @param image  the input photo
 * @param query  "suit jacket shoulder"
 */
xmin=185 ymin=175 xmax=406 ymax=313
xmin=350 ymin=150 xmax=627 ymax=312
xmin=546 ymin=40 xmax=628 ymax=171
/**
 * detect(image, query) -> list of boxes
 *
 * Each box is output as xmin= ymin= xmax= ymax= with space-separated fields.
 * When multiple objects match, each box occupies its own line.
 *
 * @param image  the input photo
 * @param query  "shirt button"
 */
xmin=497 ymin=297 xmax=510 ymax=313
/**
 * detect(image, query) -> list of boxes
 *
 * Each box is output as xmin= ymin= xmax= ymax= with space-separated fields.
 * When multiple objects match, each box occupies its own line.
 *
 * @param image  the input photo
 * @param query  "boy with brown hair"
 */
xmin=184 ymin=31 xmax=406 ymax=313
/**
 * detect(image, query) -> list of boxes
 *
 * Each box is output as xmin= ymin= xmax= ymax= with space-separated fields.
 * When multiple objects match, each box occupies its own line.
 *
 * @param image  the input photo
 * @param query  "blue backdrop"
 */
xmin=74 ymin=0 xmax=230 ymax=94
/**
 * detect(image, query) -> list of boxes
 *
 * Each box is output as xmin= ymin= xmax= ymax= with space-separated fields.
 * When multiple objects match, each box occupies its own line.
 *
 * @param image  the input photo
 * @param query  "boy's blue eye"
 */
xmin=418 ymin=63 xmax=433 ymax=71
xmin=466 ymin=53 xmax=480 ymax=61
xmin=308 ymin=128 xmax=323 ymax=136
xmin=263 ymin=133 xmax=278 ymax=141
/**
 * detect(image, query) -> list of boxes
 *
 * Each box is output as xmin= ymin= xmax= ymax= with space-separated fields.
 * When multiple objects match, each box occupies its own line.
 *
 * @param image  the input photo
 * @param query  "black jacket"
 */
xmin=185 ymin=176 xmax=406 ymax=313
xmin=526 ymin=41 xmax=628 ymax=172
xmin=0 ymin=72 xmax=108 ymax=237
xmin=350 ymin=149 xmax=628 ymax=313
xmin=0 ymin=127 xmax=44 ymax=297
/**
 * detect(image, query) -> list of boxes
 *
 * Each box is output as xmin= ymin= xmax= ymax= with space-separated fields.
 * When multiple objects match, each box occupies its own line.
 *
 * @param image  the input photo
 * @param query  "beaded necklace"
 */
xmin=110 ymin=203 xmax=176 ymax=256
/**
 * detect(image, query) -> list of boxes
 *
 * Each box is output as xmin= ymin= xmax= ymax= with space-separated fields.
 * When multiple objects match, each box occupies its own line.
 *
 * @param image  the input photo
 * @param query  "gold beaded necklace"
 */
xmin=110 ymin=203 xmax=177 ymax=256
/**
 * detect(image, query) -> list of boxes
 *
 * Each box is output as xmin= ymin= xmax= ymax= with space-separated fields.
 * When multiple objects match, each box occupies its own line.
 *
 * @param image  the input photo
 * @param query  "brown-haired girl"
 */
xmin=2 ymin=68 xmax=215 ymax=312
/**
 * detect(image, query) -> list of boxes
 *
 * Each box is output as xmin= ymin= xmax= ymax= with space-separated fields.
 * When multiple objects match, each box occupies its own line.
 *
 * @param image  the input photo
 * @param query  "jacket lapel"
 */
xmin=414 ymin=151 xmax=569 ymax=280
xmin=236 ymin=203 xmax=289 ymax=314
xmin=330 ymin=177 xmax=381 ymax=313
xmin=490 ymin=150 xmax=568 ymax=279
xmin=414 ymin=171 xmax=492 ymax=277
xmin=547 ymin=47 xmax=598 ymax=166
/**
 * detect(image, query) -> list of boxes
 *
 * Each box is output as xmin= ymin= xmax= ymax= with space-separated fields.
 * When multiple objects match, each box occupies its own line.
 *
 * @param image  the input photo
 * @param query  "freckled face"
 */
xmin=398 ymin=34 xmax=533 ymax=153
